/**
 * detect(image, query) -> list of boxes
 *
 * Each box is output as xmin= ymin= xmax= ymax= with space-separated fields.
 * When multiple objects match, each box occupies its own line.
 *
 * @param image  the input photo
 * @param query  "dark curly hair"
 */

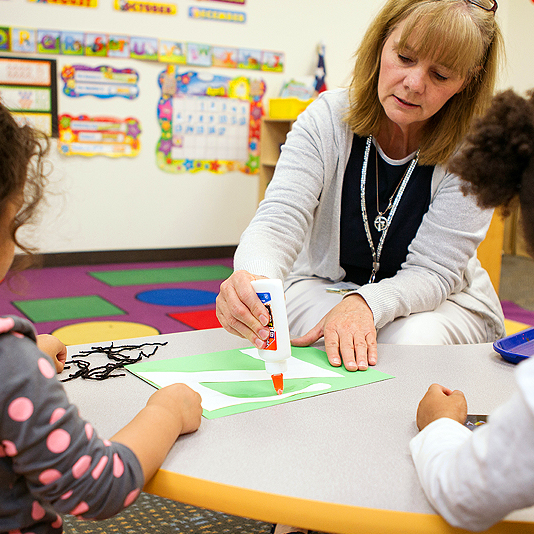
xmin=0 ymin=102 xmax=49 ymax=256
xmin=449 ymin=89 xmax=534 ymax=256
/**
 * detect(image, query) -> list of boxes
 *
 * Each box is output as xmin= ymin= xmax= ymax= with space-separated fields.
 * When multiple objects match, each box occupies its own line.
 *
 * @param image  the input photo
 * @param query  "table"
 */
xmin=60 ymin=329 xmax=534 ymax=534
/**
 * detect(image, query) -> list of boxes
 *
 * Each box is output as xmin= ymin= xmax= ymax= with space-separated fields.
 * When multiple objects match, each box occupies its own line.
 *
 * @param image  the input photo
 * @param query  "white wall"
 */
xmin=1 ymin=0 xmax=531 ymax=254
xmin=502 ymin=0 xmax=534 ymax=95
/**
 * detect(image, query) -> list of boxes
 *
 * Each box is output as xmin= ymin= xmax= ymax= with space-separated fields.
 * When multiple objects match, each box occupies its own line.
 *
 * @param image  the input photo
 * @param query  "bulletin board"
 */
xmin=156 ymin=66 xmax=265 ymax=174
xmin=0 ymin=55 xmax=58 ymax=137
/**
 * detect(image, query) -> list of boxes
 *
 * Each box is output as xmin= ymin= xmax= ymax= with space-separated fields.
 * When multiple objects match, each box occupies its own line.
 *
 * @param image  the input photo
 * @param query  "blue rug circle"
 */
xmin=136 ymin=288 xmax=217 ymax=307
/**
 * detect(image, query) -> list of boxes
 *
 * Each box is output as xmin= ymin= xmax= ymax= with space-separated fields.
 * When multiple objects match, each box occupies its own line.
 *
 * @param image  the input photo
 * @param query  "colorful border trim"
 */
xmin=0 ymin=27 xmax=284 ymax=72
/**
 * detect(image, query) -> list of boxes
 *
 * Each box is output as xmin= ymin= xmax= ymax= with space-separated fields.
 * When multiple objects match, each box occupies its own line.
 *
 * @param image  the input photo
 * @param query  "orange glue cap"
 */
xmin=271 ymin=373 xmax=284 ymax=395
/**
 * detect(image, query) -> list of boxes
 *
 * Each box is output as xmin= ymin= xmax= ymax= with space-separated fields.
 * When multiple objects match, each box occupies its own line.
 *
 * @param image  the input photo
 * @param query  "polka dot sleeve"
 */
xmin=0 ymin=316 xmax=144 ymax=530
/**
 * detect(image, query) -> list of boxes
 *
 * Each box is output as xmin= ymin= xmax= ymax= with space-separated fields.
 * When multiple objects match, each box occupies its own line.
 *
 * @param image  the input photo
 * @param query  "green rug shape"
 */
xmin=88 ymin=265 xmax=233 ymax=287
xmin=12 ymin=295 xmax=125 ymax=323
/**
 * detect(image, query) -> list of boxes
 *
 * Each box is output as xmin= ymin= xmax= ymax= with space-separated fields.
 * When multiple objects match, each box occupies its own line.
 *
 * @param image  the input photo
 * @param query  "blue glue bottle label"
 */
xmin=256 ymin=291 xmax=277 ymax=350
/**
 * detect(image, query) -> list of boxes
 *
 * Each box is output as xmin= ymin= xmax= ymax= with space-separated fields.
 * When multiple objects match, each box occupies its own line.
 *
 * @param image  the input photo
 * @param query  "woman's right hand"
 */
xmin=216 ymin=270 xmax=271 ymax=349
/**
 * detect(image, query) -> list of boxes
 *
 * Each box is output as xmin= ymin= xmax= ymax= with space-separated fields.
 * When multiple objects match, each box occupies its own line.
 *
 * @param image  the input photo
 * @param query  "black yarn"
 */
xmin=60 ymin=341 xmax=168 ymax=382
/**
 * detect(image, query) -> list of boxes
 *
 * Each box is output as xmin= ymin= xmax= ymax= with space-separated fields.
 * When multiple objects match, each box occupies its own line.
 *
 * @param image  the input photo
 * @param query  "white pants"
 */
xmin=285 ymin=278 xmax=490 ymax=345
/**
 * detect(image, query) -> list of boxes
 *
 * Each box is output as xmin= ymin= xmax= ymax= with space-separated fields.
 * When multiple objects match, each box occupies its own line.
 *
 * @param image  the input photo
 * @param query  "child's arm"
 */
xmin=411 ymin=368 xmax=534 ymax=531
xmin=36 ymin=334 xmax=67 ymax=373
xmin=111 ymin=383 xmax=202 ymax=483
xmin=0 ymin=326 xmax=202 ymax=523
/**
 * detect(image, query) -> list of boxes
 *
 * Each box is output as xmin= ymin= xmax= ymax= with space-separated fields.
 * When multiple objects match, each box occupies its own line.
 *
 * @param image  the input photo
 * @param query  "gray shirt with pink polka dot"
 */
xmin=0 ymin=316 xmax=144 ymax=534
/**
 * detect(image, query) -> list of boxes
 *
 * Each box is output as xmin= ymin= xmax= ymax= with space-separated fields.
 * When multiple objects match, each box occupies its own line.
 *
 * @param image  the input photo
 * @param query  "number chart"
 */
xmin=156 ymin=66 xmax=265 ymax=174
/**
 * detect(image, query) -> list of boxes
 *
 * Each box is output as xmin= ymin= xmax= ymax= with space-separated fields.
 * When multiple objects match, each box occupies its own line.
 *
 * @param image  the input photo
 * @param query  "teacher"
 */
xmin=217 ymin=0 xmax=505 ymax=376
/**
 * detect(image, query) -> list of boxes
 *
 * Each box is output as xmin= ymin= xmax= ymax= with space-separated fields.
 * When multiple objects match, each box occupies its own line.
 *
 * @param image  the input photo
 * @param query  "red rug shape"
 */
xmin=170 ymin=309 xmax=221 ymax=330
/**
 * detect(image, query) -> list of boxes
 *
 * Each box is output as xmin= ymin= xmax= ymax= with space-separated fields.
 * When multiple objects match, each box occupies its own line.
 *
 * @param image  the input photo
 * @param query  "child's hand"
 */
xmin=416 ymin=383 xmax=467 ymax=431
xmin=36 ymin=334 xmax=67 ymax=373
xmin=112 ymin=383 xmax=202 ymax=483
xmin=147 ymin=384 xmax=202 ymax=435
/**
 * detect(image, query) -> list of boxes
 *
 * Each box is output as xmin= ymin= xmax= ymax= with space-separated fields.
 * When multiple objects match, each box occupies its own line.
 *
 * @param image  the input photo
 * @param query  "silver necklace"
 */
xmin=361 ymin=136 xmax=419 ymax=283
xmin=374 ymin=149 xmax=405 ymax=231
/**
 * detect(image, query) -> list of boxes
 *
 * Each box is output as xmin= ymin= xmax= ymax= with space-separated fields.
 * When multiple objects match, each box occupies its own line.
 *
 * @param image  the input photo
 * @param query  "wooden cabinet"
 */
xmin=503 ymin=205 xmax=530 ymax=258
xmin=258 ymin=118 xmax=294 ymax=203
xmin=478 ymin=209 xmax=505 ymax=293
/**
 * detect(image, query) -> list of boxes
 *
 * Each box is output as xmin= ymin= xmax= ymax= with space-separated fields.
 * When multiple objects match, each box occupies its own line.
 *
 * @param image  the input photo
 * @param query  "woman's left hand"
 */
xmin=291 ymin=294 xmax=377 ymax=371
xmin=36 ymin=334 xmax=67 ymax=373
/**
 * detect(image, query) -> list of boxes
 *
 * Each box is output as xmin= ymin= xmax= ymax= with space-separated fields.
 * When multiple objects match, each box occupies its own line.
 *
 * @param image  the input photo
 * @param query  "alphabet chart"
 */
xmin=156 ymin=66 xmax=264 ymax=174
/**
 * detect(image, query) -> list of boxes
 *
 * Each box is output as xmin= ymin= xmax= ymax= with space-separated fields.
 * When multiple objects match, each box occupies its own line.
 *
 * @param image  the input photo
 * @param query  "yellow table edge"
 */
xmin=145 ymin=469 xmax=534 ymax=534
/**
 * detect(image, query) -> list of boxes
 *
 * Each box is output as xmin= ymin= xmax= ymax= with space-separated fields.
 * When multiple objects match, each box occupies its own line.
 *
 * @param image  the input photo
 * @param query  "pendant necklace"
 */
xmin=374 ymin=149 xmax=404 ymax=232
xmin=360 ymin=135 xmax=420 ymax=283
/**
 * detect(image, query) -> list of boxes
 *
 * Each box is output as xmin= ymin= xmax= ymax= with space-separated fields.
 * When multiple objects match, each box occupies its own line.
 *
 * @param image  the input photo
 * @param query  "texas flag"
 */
xmin=314 ymin=43 xmax=327 ymax=96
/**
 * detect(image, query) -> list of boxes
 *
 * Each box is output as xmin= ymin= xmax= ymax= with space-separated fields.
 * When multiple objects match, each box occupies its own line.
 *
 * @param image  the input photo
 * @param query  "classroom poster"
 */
xmin=262 ymin=51 xmax=284 ymax=73
xmin=156 ymin=66 xmax=264 ymax=174
xmin=61 ymin=65 xmax=140 ymax=99
xmin=37 ymin=30 xmax=61 ymax=54
xmin=186 ymin=43 xmax=212 ymax=67
xmin=58 ymin=114 xmax=141 ymax=157
xmin=188 ymin=6 xmax=246 ymax=23
xmin=238 ymin=48 xmax=261 ymax=70
xmin=84 ymin=34 xmax=108 ymax=57
xmin=0 ymin=56 xmax=58 ymax=136
xmin=128 ymin=346 xmax=394 ymax=419
xmin=212 ymin=46 xmax=237 ymax=69
xmin=10 ymin=29 xmax=37 ymax=54
xmin=113 ymin=0 xmax=177 ymax=15
xmin=28 ymin=0 xmax=98 ymax=6
xmin=196 ymin=0 xmax=245 ymax=3
xmin=158 ymin=40 xmax=187 ymax=64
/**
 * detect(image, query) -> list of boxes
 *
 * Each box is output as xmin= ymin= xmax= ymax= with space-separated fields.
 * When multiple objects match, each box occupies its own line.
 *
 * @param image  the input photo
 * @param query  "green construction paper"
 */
xmin=133 ymin=348 xmax=265 ymax=373
xmin=128 ymin=346 xmax=394 ymax=419
xmin=88 ymin=265 xmax=233 ymax=287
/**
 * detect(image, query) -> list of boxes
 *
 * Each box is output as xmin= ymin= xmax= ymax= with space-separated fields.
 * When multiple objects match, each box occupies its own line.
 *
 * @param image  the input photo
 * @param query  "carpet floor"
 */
xmin=0 ymin=258 xmax=234 ymax=345
xmin=2 ymin=255 xmax=533 ymax=345
xmin=499 ymin=254 xmax=534 ymax=326
xmin=62 ymin=493 xmax=274 ymax=534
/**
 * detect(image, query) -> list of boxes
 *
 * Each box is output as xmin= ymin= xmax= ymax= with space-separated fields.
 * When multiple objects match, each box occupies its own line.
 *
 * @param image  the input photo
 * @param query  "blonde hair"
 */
xmin=346 ymin=0 xmax=504 ymax=165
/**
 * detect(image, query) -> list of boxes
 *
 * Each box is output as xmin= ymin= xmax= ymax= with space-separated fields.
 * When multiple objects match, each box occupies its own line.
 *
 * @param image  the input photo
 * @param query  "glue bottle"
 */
xmin=250 ymin=278 xmax=291 ymax=395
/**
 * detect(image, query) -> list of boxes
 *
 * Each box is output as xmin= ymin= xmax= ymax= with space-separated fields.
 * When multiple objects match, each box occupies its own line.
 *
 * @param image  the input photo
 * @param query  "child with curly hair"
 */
xmin=411 ymin=88 xmax=534 ymax=531
xmin=0 ymin=102 xmax=203 ymax=533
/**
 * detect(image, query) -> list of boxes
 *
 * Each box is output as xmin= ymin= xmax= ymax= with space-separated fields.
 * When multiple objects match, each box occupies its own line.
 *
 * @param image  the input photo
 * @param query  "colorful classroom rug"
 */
xmin=0 ymin=257 xmax=533 ymax=345
xmin=0 ymin=258 xmax=233 ymax=345
xmin=502 ymin=300 xmax=534 ymax=336
xmin=501 ymin=300 xmax=534 ymax=328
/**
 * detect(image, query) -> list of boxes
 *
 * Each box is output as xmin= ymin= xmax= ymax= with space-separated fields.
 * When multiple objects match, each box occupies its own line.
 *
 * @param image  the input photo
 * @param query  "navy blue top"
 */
xmin=340 ymin=135 xmax=433 ymax=285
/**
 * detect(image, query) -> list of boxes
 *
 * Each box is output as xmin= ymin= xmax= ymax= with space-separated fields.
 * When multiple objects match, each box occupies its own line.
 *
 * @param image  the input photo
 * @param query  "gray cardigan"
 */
xmin=235 ymin=89 xmax=505 ymax=341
